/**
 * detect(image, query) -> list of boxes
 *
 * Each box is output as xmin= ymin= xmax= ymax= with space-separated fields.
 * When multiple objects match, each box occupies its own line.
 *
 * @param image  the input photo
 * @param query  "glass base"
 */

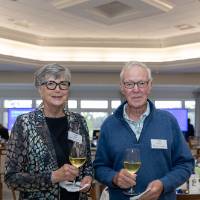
xmin=66 ymin=183 xmax=81 ymax=192
xmin=123 ymin=188 xmax=140 ymax=196
xmin=59 ymin=181 xmax=81 ymax=192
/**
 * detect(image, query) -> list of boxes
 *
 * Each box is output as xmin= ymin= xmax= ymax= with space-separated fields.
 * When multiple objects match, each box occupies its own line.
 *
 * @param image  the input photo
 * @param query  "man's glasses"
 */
xmin=123 ymin=80 xmax=149 ymax=89
xmin=41 ymin=81 xmax=70 ymax=90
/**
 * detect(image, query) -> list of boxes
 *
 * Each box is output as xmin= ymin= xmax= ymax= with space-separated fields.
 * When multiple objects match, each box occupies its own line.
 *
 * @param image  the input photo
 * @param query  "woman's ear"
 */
xmin=38 ymin=87 xmax=43 ymax=98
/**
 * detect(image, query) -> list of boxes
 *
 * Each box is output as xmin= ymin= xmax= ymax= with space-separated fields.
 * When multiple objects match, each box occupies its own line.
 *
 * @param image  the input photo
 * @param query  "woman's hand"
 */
xmin=80 ymin=176 xmax=93 ymax=192
xmin=51 ymin=164 xmax=79 ymax=184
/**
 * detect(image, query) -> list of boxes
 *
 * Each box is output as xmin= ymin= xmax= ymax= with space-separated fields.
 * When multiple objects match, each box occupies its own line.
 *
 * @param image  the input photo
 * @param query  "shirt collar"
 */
xmin=123 ymin=101 xmax=150 ymax=122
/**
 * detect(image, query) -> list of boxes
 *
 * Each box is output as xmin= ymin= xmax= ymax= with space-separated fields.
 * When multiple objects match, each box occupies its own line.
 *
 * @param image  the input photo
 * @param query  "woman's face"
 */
xmin=39 ymin=76 xmax=69 ymax=110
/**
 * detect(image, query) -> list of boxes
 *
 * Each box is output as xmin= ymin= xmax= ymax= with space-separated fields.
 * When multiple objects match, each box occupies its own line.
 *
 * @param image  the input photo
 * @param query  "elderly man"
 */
xmin=94 ymin=61 xmax=194 ymax=200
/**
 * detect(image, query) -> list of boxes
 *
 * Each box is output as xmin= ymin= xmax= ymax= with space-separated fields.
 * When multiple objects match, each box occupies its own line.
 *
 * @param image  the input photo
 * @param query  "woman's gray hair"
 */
xmin=120 ymin=61 xmax=152 ymax=82
xmin=34 ymin=63 xmax=71 ymax=88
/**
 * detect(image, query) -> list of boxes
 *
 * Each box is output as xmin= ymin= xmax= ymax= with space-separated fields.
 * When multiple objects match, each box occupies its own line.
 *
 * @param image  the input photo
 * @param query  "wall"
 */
xmin=0 ymin=70 xmax=199 ymax=134
xmin=0 ymin=71 xmax=199 ymax=99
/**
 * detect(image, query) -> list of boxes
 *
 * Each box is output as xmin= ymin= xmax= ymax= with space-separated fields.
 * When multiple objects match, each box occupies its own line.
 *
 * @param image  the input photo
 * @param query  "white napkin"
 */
xmin=130 ymin=188 xmax=151 ymax=200
xmin=59 ymin=181 xmax=90 ymax=192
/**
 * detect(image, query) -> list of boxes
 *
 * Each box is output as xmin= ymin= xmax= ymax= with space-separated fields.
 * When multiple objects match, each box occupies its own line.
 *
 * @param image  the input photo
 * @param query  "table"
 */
xmin=89 ymin=182 xmax=200 ymax=200
xmin=176 ymin=194 xmax=200 ymax=200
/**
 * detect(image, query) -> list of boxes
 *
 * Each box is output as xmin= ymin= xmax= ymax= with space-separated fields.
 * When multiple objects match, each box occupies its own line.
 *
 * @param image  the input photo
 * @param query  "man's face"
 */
xmin=120 ymin=66 xmax=152 ymax=109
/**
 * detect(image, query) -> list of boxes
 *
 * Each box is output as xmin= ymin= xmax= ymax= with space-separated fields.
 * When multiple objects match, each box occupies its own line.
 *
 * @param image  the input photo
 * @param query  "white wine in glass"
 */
xmin=124 ymin=161 xmax=141 ymax=174
xmin=68 ymin=141 xmax=87 ymax=191
xmin=69 ymin=157 xmax=86 ymax=168
xmin=123 ymin=148 xmax=141 ymax=196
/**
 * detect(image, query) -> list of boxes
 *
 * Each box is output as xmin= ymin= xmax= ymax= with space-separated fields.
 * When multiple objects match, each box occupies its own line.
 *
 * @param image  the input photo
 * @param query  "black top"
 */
xmin=0 ymin=126 xmax=9 ymax=140
xmin=46 ymin=116 xmax=79 ymax=200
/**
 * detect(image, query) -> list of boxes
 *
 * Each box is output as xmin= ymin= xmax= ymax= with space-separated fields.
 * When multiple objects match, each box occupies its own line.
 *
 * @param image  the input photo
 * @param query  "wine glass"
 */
xmin=68 ymin=141 xmax=87 ymax=191
xmin=123 ymin=147 xmax=141 ymax=196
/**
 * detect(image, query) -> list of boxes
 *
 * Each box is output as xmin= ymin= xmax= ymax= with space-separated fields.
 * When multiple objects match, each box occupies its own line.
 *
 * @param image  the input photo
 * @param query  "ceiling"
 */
xmin=0 ymin=0 xmax=200 ymax=73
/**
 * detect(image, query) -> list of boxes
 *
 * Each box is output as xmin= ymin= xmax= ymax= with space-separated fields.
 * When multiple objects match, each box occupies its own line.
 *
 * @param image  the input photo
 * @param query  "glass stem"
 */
xmin=130 ymin=187 xmax=134 ymax=193
xmin=72 ymin=180 xmax=76 ymax=186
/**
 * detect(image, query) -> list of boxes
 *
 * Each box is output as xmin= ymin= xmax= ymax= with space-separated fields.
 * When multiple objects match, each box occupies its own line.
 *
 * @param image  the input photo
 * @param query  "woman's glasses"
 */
xmin=41 ymin=80 xmax=70 ymax=90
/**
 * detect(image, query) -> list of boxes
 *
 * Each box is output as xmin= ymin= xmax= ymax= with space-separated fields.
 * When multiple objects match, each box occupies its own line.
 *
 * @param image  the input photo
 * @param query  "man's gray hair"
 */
xmin=34 ymin=63 xmax=71 ymax=88
xmin=120 ymin=61 xmax=152 ymax=82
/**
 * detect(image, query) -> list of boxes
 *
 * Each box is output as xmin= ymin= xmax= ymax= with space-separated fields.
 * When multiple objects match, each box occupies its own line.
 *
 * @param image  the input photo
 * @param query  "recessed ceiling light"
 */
xmin=175 ymin=24 xmax=195 ymax=30
xmin=8 ymin=18 xmax=15 ymax=22
xmin=14 ymin=20 xmax=31 ymax=28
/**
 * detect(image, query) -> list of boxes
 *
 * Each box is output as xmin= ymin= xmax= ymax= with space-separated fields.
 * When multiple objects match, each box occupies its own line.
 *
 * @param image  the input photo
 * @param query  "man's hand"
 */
xmin=140 ymin=180 xmax=163 ymax=200
xmin=80 ymin=176 xmax=93 ymax=192
xmin=112 ymin=169 xmax=136 ymax=189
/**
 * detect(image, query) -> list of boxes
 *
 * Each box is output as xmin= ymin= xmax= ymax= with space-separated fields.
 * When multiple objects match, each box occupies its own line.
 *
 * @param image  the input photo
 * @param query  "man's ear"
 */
xmin=149 ymin=81 xmax=153 ymax=90
xmin=147 ymin=81 xmax=153 ymax=95
xmin=120 ymin=83 xmax=124 ymax=95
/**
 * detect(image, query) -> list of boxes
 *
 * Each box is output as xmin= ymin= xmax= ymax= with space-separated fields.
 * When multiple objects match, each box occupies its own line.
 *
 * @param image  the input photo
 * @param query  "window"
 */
xmin=111 ymin=100 xmax=121 ymax=109
xmin=2 ymin=98 xmax=195 ymax=138
xmin=68 ymin=100 xmax=77 ymax=109
xmin=185 ymin=101 xmax=195 ymax=109
xmin=35 ymin=99 xmax=78 ymax=109
xmin=81 ymin=112 xmax=108 ymax=138
xmin=4 ymin=100 xmax=32 ymax=108
xmin=36 ymin=100 xmax=42 ymax=107
xmin=81 ymin=100 xmax=108 ymax=109
xmin=155 ymin=101 xmax=182 ymax=109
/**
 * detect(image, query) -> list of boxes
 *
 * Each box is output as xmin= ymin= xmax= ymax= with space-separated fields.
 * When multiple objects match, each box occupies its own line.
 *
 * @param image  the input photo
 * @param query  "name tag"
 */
xmin=189 ymin=174 xmax=200 ymax=194
xmin=151 ymin=139 xmax=167 ymax=149
xmin=68 ymin=131 xmax=82 ymax=143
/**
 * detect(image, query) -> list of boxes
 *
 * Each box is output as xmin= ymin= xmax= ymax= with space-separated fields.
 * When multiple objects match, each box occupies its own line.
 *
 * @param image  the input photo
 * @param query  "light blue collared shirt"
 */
xmin=123 ymin=102 xmax=150 ymax=140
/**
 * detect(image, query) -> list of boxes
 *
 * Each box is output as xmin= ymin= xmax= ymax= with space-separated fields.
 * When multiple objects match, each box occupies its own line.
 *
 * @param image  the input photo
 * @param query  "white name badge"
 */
xmin=151 ymin=139 xmax=167 ymax=149
xmin=68 ymin=131 xmax=82 ymax=143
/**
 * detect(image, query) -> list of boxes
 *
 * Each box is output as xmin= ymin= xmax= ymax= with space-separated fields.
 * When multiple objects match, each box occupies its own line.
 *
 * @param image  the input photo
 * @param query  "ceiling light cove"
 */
xmin=0 ymin=38 xmax=200 ymax=63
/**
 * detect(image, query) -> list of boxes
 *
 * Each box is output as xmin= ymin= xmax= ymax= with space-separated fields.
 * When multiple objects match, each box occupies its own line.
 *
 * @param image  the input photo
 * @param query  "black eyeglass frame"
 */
xmin=123 ymin=80 xmax=149 ymax=89
xmin=41 ymin=80 xmax=70 ymax=90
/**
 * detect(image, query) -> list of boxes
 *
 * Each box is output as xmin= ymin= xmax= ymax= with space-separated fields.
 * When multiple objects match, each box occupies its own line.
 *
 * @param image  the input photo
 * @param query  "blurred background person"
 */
xmin=184 ymin=118 xmax=195 ymax=142
xmin=4 ymin=63 xmax=93 ymax=200
xmin=0 ymin=123 xmax=9 ymax=141
xmin=94 ymin=61 xmax=194 ymax=200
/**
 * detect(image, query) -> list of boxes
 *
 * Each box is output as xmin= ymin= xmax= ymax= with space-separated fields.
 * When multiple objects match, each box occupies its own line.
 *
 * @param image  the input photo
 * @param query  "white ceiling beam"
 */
xmin=141 ymin=0 xmax=174 ymax=12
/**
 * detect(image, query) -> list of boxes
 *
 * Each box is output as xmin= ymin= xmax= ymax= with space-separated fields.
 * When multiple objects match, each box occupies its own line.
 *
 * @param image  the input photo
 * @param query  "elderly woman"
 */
xmin=4 ymin=63 xmax=93 ymax=200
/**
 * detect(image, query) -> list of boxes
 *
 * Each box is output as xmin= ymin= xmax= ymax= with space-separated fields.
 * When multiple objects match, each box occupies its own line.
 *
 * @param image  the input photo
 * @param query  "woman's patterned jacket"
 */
xmin=4 ymin=107 xmax=93 ymax=200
